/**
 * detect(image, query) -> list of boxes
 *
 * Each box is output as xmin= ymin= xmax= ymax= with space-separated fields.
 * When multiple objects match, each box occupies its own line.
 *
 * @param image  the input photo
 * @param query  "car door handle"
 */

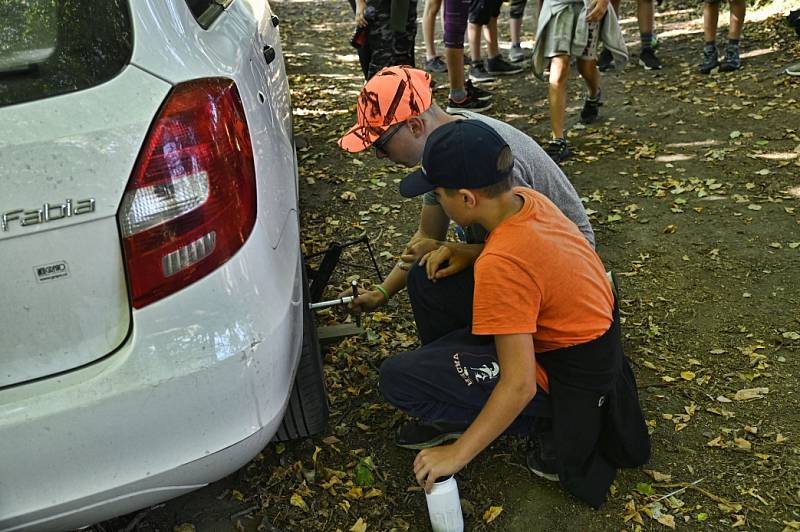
xmin=263 ymin=45 xmax=276 ymax=65
xmin=271 ymin=15 xmax=280 ymax=27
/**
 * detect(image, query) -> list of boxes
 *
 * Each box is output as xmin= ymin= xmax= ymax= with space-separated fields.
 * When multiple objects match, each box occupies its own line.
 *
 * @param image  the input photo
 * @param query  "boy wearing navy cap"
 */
xmin=380 ymin=120 xmax=649 ymax=507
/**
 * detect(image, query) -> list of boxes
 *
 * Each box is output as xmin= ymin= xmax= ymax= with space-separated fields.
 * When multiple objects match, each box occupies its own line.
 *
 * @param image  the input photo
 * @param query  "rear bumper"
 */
xmin=0 ymin=218 xmax=303 ymax=532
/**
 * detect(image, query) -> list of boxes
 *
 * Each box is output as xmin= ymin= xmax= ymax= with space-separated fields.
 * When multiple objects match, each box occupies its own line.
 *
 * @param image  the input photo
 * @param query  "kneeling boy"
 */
xmin=379 ymin=120 xmax=649 ymax=507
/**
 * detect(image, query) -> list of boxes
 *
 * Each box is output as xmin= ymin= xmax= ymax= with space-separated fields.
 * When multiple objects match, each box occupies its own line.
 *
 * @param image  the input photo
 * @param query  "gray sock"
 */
xmin=449 ymin=88 xmax=466 ymax=101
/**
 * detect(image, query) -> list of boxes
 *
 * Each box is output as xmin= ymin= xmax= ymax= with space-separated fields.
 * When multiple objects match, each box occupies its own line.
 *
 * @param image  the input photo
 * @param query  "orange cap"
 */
xmin=338 ymin=66 xmax=433 ymax=153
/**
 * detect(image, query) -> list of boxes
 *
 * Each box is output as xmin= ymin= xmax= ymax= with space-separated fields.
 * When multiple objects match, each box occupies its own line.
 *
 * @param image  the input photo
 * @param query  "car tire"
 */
xmin=274 ymin=264 xmax=328 ymax=441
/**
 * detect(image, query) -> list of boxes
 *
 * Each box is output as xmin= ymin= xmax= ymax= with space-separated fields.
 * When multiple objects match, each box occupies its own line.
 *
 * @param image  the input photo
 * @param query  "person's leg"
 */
xmin=637 ymin=0 xmax=661 ymax=69
xmin=699 ymin=0 xmax=721 ymax=73
xmin=483 ymin=0 xmax=524 ymax=74
xmin=346 ymin=0 xmax=372 ymax=79
xmin=424 ymin=0 xmax=444 ymax=60
xmin=719 ymin=0 xmax=745 ymax=71
xmin=391 ymin=0 xmax=418 ymax=68
xmin=728 ymin=0 xmax=745 ymax=39
xmin=468 ymin=22 xmax=483 ymax=63
xmin=466 ymin=0 xmax=499 ymax=81
xmin=379 ymin=328 xmax=552 ymax=431
xmin=704 ymin=0 xmax=720 ymax=43
xmin=577 ymin=59 xmax=600 ymax=99
xmin=548 ymin=55 xmax=570 ymax=140
xmin=406 ymin=262 xmax=474 ymax=345
xmin=443 ymin=0 xmax=471 ymax=97
xmin=597 ymin=0 xmax=621 ymax=70
xmin=365 ymin=1 xmax=395 ymax=79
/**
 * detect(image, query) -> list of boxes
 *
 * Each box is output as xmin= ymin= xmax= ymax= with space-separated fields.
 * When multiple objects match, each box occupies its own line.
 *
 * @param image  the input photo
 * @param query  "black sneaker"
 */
xmin=699 ymin=45 xmax=719 ymax=74
xmin=526 ymin=431 xmax=559 ymax=481
xmin=597 ymin=48 xmax=615 ymax=72
xmin=486 ymin=55 xmax=524 ymax=75
xmin=545 ymin=138 xmax=571 ymax=163
xmin=468 ymin=63 xmax=496 ymax=83
xmin=719 ymin=44 xmax=741 ymax=72
xmin=638 ymin=48 xmax=662 ymax=70
xmin=395 ymin=420 xmax=468 ymax=450
xmin=465 ymin=80 xmax=493 ymax=101
xmin=424 ymin=56 xmax=448 ymax=73
xmin=580 ymin=89 xmax=602 ymax=124
xmin=446 ymin=92 xmax=493 ymax=113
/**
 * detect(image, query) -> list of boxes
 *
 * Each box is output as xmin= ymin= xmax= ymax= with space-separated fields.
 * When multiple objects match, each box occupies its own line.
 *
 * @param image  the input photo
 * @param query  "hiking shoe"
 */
xmin=580 ymin=89 xmax=602 ymax=124
xmin=395 ymin=420 xmax=468 ymax=450
xmin=638 ymin=48 xmax=662 ymax=70
xmin=446 ymin=93 xmax=493 ymax=113
xmin=508 ymin=45 xmax=531 ymax=63
xmin=786 ymin=62 xmax=800 ymax=76
xmin=526 ymin=431 xmax=559 ymax=481
xmin=424 ymin=56 xmax=448 ymax=73
xmin=597 ymin=48 xmax=615 ymax=72
xmin=487 ymin=55 xmax=524 ymax=75
xmin=468 ymin=63 xmax=497 ymax=83
xmin=466 ymin=79 xmax=493 ymax=101
xmin=719 ymin=44 xmax=741 ymax=72
xmin=545 ymin=138 xmax=571 ymax=163
xmin=699 ymin=45 xmax=719 ymax=74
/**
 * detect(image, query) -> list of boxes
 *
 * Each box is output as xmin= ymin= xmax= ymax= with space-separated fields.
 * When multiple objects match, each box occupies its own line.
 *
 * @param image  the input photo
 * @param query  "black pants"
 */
xmin=379 ymin=263 xmax=551 ymax=433
xmin=346 ymin=0 xmax=373 ymax=79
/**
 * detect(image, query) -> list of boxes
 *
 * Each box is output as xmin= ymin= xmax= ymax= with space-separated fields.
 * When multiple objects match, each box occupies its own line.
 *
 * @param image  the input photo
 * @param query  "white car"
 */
xmin=0 ymin=1 xmax=327 ymax=530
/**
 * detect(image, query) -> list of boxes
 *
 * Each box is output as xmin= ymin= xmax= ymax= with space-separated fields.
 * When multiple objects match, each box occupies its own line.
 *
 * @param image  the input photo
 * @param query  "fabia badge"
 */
xmin=1 ymin=198 xmax=96 ymax=232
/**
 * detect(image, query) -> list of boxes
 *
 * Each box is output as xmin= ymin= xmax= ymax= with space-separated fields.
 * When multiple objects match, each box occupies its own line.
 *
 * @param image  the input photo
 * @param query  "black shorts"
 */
xmin=468 ymin=0 xmax=502 ymax=24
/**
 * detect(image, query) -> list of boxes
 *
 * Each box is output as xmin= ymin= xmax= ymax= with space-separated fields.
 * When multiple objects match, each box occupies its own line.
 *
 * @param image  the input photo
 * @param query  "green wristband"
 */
xmin=375 ymin=285 xmax=390 ymax=302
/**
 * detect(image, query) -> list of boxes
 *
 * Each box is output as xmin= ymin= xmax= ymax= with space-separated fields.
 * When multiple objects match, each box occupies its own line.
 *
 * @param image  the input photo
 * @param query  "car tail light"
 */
xmin=118 ymin=78 xmax=256 ymax=308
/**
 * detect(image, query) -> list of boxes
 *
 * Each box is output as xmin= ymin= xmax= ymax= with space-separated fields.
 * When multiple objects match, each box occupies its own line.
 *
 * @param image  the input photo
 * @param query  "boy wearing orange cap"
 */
xmin=338 ymin=66 xmax=594 ymax=326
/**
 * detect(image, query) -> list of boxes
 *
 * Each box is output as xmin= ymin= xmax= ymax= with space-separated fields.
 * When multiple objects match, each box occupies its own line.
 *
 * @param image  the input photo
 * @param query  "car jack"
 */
xmin=305 ymin=235 xmax=383 ymax=345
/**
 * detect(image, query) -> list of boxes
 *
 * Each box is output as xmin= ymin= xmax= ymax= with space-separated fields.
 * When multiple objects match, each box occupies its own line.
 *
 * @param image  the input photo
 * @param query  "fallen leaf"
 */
xmin=644 ymin=469 xmax=672 ymax=482
xmin=734 ymin=437 xmax=752 ymax=451
xmin=290 ymin=493 xmax=309 ymax=512
xmin=635 ymin=482 xmax=655 ymax=496
xmin=656 ymin=513 xmax=676 ymax=529
xmin=680 ymin=371 xmax=696 ymax=381
xmin=483 ymin=505 xmax=503 ymax=524
xmin=350 ymin=517 xmax=367 ymax=532
xmin=734 ymin=387 xmax=769 ymax=401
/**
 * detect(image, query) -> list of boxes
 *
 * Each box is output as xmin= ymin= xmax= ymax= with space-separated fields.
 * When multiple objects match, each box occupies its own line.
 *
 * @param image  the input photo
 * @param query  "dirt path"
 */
xmin=278 ymin=1 xmax=800 ymax=530
xmin=95 ymin=1 xmax=800 ymax=531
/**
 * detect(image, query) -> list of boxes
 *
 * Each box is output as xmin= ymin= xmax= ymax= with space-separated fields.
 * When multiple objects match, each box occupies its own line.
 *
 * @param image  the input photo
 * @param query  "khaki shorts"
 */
xmin=541 ymin=3 xmax=599 ymax=61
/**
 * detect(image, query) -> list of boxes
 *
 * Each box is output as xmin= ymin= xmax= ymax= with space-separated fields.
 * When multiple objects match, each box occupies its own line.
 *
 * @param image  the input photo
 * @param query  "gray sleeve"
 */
xmin=529 ymin=164 xmax=596 ymax=248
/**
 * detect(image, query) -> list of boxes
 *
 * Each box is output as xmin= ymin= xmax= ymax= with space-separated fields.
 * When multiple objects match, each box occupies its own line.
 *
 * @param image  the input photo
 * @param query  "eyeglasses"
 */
xmin=373 ymin=122 xmax=404 ymax=155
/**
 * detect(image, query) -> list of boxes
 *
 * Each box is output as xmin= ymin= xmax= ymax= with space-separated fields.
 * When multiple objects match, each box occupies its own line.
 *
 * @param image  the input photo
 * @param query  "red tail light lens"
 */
xmin=118 ymin=78 xmax=256 ymax=308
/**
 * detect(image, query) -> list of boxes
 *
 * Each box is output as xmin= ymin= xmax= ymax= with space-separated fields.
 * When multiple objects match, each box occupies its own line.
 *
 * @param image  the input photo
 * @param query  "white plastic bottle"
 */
xmin=424 ymin=476 xmax=464 ymax=532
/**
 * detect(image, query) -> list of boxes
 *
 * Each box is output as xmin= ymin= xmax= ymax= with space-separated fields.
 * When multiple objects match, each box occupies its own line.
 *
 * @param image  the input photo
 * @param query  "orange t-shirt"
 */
xmin=472 ymin=188 xmax=614 ymax=393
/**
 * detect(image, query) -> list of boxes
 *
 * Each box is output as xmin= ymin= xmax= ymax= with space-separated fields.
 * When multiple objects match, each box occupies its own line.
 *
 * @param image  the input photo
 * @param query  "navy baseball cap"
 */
xmin=399 ymin=119 xmax=511 ymax=198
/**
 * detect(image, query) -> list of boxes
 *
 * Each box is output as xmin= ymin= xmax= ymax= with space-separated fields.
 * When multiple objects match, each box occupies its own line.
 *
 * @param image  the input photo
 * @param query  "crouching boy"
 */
xmin=379 ymin=119 xmax=649 ymax=507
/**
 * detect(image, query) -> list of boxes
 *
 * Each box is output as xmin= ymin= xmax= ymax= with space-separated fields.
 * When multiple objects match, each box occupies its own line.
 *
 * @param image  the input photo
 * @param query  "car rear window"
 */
xmin=0 ymin=0 xmax=133 ymax=108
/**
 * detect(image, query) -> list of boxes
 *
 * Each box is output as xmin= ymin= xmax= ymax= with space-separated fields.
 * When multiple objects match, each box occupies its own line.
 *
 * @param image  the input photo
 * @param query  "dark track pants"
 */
xmin=379 ymin=263 xmax=552 ymax=433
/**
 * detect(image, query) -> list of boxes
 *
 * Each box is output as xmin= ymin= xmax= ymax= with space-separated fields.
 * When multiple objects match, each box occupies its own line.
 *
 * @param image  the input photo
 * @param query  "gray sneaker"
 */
xmin=486 ymin=55 xmax=524 ymax=75
xmin=786 ymin=62 xmax=800 ymax=76
xmin=468 ymin=63 xmax=496 ymax=83
xmin=423 ymin=56 xmax=448 ymax=73
xmin=508 ymin=45 xmax=531 ymax=63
